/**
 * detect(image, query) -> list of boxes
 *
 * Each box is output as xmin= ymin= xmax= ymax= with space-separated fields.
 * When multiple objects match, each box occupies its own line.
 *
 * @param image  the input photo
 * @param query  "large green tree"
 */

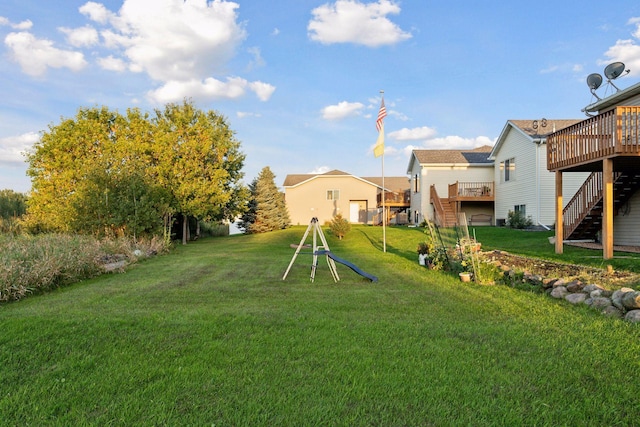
xmin=0 ymin=189 xmax=27 ymax=220
xmin=25 ymin=101 xmax=248 ymax=241
xmin=152 ymin=100 xmax=248 ymax=244
xmin=239 ymin=166 xmax=290 ymax=233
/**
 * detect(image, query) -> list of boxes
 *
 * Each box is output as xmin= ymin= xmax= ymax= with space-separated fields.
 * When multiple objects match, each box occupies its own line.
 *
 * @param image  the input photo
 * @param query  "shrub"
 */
xmin=329 ymin=213 xmax=351 ymax=240
xmin=506 ymin=210 xmax=533 ymax=229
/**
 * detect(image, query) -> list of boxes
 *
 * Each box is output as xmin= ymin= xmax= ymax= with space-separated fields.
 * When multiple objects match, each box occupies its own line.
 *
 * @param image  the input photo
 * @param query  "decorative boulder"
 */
xmin=550 ymin=286 xmax=568 ymax=299
xmin=566 ymin=280 xmax=585 ymax=293
xmin=624 ymin=309 xmax=640 ymax=323
xmin=612 ymin=288 xmax=635 ymax=310
xmin=622 ymin=291 xmax=640 ymax=310
xmin=565 ymin=293 xmax=587 ymax=304
xmin=590 ymin=297 xmax=613 ymax=310
xmin=602 ymin=306 xmax=624 ymax=318
xmin=583 ymin=284 xmax=605 ymax=293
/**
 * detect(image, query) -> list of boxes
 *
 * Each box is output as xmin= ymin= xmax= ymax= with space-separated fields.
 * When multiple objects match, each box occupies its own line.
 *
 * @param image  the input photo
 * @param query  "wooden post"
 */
xmin=555 ymin=171 xmax=563 ymax=254
xmin=602 ymin=158 xmax=614 ymax=259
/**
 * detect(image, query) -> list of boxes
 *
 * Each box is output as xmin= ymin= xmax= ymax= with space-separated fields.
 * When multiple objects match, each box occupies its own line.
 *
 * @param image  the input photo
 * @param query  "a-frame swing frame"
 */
xmin=282 ymin=217 xmax=339 ymax=282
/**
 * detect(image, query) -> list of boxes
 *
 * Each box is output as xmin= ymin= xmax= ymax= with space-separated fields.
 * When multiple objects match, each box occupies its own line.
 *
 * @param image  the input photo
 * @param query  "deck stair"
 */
xmin=430 ymin=185 xmax=458 ymax=227
xmin=564 ymin=172 xmax=640 ymax=240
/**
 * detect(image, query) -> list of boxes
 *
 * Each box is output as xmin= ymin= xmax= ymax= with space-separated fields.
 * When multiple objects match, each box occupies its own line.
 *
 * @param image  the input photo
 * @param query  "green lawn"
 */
xmin=1 ymin=225 xmax=640 ymax=426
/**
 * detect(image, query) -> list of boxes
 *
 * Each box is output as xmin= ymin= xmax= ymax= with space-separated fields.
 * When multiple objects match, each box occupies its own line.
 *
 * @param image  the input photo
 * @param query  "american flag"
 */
xmin=376 ymin=98 xmax=387 ymax=132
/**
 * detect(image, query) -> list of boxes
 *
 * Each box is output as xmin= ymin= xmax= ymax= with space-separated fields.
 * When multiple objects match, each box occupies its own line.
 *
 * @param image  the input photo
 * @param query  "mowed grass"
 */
xmin=1 ymin=225 xmax=640 ymax=426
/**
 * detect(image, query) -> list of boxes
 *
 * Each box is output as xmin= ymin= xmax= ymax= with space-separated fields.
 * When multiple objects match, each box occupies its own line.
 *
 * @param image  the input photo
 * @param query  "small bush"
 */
xmin=506 ymin=210 xmax=533 ymax=229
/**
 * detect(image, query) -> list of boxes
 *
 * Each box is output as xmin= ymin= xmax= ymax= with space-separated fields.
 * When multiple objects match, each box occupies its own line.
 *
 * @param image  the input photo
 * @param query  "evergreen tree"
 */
xmin=330 ymin=213 xmax=351 ymax=240
xmin=240 ymin=166 xmax=290 ymax=233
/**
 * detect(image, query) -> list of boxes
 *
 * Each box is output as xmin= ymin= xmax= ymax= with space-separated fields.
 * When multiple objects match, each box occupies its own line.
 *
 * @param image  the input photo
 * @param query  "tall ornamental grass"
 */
xmin=0 ymin=234 xmax=167 ymax=302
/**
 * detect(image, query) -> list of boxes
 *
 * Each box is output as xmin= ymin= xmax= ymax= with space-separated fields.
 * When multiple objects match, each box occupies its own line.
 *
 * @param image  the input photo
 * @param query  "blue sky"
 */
xmin=3 ymin=0 xmax=640 ymax=193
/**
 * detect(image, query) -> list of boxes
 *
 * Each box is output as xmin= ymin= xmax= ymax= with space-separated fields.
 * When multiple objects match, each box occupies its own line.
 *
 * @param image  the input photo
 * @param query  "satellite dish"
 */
xmin=586 ymin=73 xmax=603 ymax=100
xmin=603 ymin=62 xmax=629 ymax=92
xmin=604 ymin=62 xmax=626 ymax=80
xmin=587 ymin=73 xmax=603 ymax=90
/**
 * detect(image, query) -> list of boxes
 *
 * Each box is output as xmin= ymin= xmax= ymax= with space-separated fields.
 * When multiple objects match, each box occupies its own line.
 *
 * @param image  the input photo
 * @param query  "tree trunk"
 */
xmin=182 ymin=214 xmax=188 ymax=245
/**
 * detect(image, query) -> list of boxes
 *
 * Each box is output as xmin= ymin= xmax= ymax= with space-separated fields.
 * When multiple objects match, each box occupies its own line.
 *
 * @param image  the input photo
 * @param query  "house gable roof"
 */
xmin=407 ymin=145 xmax=493 ymax=173
xmin=283 ymin=169 xmax=408 ymax=191
xmin=489 ymin=119 xmax=581 ymax=159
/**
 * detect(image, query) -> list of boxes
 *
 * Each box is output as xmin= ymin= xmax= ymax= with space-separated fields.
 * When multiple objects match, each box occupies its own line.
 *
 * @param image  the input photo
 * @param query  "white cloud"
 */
xmin=308 ymin=0 xmax=411 ymax=47
xmin=249 ymin=81 xmax=276 ymax=101
xmin=148 ymin=77 xmax=276 ymax=104
xmin=237 ymin=111 xmax=261 ymax=118
xmin=79 ymin=1 xmax=116 ymax=24
xmin=600 ymin=18 xmax=640 ymax=77
xmin=4 ymin=32 xmax=87 ymax=77
xmin=321 ymin=101 xmax=365 ymax=120
xmin=77 ymin=0 xmax=273 ymax=103
xmin=98 ymin=55 xmax=127 ymax=71
xmin=246 ymin=46 xmax=265 ymax=70
xmin=407 ymin=135 xmax=495 ymax=150
xmin=388 ymin=126 xmax=437 ymax=141
xmin=100 ymin=0 xmax=247 ymax=82
xmin=602 ymin=39 xmax=640 ymax=77
xmin=0 ymin=132 xmax=39 ymax=165
xmin=59 ymin=25 xmax=99 ymax=47
xmin=0 ymin=17 xmax=33 ymax=30
xmin=309 ymin=166 xmax=331 ymax=174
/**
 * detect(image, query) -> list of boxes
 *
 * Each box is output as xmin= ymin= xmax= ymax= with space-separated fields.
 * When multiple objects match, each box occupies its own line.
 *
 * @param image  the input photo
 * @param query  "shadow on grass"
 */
xmin=356 ymin=227 xmax=421 ymax=264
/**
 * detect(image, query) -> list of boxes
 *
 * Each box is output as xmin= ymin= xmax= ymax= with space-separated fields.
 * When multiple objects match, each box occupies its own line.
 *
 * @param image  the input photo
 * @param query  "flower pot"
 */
xmin=418 ymin=253 xmax=427 ymax=266
xmin=459 ymin=272 xmax=472 ymax=282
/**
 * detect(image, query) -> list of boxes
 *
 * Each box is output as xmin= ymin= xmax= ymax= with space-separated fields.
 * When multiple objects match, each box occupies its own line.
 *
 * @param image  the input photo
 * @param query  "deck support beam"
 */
xmin=602 ymin=158 xmax=614 ymax=259
xmin=555 ymin=171 xmax=563 ymax=254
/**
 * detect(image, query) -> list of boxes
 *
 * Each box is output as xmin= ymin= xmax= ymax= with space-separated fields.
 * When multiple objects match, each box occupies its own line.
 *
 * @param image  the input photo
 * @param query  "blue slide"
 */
xmin=315 ymin=250 xmax=378 ymax=282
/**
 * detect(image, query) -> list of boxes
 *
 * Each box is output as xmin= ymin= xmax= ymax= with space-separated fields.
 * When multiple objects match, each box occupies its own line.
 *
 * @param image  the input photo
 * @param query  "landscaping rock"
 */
xmin=550 ymin=286 xmax=568 ymax=299
xmin=612 ymin=288 xmax=635 ymax=310
xmin=490 ymin=252 xmax=639 ymax=324
xmin=602 ymin=306 xmax=624 ymax=318
xmin=583 ymin=284 xmax=605 ymax=293
xmin=590 ymin=297 xmax=613 ymax=310
xmin=524 ymin=274 xmax=544 ymax=286
xmin=624 ymin=309 xmax=640 ymax=323
xmin=566 ymin=280 xmax=585 ymax=293
xmin=565 ymin=293 xmax=587 ymax=304
xmin=622 ymin=291 xmax=640 ymax=310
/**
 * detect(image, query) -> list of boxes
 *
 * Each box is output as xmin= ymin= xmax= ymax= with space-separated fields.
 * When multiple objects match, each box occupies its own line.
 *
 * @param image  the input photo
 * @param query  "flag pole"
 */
xmin=380 ymin=90 xmax=386 ymax=253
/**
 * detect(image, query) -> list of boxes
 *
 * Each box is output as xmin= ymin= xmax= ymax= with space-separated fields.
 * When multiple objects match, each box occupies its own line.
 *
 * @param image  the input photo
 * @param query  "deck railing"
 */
xmin=377 ymin=189 xmax=410 ymax=206
xmin=448 ymin=181 xmax=494 ymax=201
xmin=430 ymin=184 xmax=447 ymax=226
xmin=562 ymin=172 xmax=602 ymax=238
xmin=562 ymin=171 xmax=623 ymax=239
xmin=548 ymin=106 xmax=640 ymax=171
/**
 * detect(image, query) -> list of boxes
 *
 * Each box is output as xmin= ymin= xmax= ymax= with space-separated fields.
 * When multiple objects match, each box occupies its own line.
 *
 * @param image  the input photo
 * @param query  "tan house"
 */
xmin=283 ymin=170 xmax=410 ymax=226
xmin=406 ymin=146 xmax=495 ymax=226
xmin=547 ymin=79 xmax=640 ymax=258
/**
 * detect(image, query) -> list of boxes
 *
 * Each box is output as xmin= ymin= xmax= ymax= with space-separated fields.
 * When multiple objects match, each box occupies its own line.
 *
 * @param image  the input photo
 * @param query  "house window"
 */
xmin=501 ymin=157 xmax=515 ymax=182
xmin=326 ymin=189 xmax=340 ymax=200
xmin=413 ymin=174 xmax=420 ymax=192
xmin=514 ymin=204 xmax=526 ymax=216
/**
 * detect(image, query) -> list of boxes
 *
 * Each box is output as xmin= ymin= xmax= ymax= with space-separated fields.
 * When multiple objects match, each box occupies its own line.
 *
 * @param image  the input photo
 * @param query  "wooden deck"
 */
xmin=377 ymin=189 xmax=410 ymax=208
xmin=547 ymin=106 xmax=640 ymax=172
xmin=448 ymin=181 xmax=494 ymax=202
